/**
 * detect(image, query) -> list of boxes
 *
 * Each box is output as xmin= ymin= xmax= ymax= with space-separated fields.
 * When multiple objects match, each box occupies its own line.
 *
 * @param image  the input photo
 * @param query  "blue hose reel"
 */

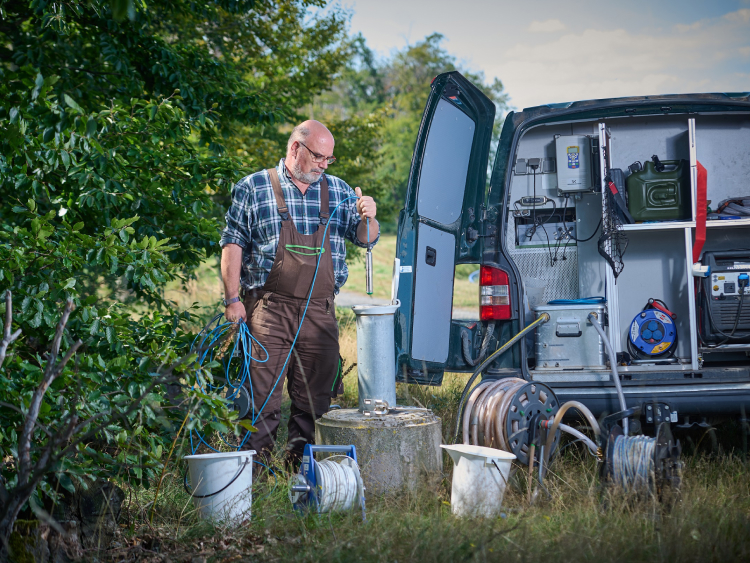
xmin=628 ymin=299 xmax=678 ymax=359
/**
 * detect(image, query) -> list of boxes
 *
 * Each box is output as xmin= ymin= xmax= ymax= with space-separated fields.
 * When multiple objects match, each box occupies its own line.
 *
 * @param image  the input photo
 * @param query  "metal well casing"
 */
xmin=533 ymin=304 xmax=607 ymax=370
xmin=352 ymin=303 xmax=399 ymax=412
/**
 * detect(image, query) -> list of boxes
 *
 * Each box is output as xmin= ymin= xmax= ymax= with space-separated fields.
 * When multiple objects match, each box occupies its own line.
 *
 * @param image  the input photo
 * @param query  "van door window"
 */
xmin=417 ymin=98 xmax=476 ymax=225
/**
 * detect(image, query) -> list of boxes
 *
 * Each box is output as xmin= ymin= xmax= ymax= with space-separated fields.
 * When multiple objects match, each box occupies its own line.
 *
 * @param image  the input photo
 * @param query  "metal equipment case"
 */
xmin=533 ymin=304 xmax=607 ymax=370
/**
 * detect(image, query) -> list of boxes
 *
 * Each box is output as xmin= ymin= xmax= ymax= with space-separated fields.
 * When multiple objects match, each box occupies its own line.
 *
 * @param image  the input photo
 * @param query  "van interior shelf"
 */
xmin=506 ymin=113 xmax=750 ymax=377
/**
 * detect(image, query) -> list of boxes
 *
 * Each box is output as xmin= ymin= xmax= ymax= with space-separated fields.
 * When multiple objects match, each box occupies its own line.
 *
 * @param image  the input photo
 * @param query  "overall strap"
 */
xmin=267 ymin=168 xmax=289 ymax=220
xmin=319 ymin=174 xmax=330 ymax=225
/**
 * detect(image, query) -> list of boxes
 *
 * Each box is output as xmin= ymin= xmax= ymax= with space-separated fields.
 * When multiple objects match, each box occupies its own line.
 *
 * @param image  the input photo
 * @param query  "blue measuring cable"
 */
xmin=189 ymin=319 xmax=268 ymax=397
xmin=546 ymin=297 xmax=606 ymax=305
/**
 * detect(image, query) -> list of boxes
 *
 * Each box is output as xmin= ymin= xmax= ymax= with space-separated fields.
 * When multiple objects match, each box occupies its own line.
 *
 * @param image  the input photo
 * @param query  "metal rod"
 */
xmin=365 ymin=249 xmax=373 ymax=295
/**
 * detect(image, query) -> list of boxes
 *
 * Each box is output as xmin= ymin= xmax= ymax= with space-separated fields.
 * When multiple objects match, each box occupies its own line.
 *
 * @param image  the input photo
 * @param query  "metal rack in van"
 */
xmin=506 ymin=113 xmax=750 ymax=379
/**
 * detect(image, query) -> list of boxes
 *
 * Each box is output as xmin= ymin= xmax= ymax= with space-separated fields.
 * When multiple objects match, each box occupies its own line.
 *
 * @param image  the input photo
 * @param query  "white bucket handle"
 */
xmin=184 ymin=458 xmax=251 ymax=499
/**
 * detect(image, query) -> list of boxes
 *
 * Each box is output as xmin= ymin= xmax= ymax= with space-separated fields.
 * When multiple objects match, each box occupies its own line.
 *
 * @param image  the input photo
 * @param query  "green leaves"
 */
xmin=237 ymin=420 xmax=257 ymax=433
xmin=86 ymin=118 xmax=97 ymax=137
xmin=110 ymin=0 xmax=136 ymax=21
xmin=30 ymin=217 xmax=54 ymax=240
xmin=63 ymin=94 xmax=84 ymax=114
xmin=0 ymin=0 xmax=350 ymax=522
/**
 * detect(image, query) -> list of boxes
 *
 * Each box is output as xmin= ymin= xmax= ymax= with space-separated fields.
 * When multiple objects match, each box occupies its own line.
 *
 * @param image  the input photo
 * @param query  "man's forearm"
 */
xmin=357 ymin=218 xmax=379 ymax=245
xmin=221 ymin=243 xmax=244 ymax=298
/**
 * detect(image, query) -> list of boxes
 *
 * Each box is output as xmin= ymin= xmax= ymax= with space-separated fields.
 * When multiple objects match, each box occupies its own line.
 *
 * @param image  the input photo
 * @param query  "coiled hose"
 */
xmin=462 ymin=377 xmax=526 ymax=448
xmin=316 ymin=458 xmax=361 ymax=512
xmin=461 ymin=377 xmax=599 ymax=454
xmin=453 ymin=313 xmax=550 ymax=443
xmin=611 ymin=434 xmax=656 ymax=492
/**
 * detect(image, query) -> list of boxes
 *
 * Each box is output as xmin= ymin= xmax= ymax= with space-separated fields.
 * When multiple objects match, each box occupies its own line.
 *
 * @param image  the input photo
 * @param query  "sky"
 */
xmin=343 ymin=0 xmax=750 ymax=111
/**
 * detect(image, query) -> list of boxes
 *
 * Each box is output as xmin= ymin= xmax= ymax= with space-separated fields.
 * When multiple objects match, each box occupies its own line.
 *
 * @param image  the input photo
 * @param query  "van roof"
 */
xmin=521 ymin=92 xmax=750 ymax=113
xmin=509 ymin=91 xmax=750 ymax=127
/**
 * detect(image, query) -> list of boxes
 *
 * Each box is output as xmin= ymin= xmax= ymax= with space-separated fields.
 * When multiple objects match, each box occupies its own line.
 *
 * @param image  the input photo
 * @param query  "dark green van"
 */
xmin=394 ymin=70 xmax=750 ymax=425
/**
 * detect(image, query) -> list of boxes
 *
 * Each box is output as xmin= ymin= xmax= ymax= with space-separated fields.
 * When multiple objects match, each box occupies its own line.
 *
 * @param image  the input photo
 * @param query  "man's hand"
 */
xmin=225 ymin=301 xmax=247 ymax=323
xmin=354 ymin=187 xmax=377 ymax=219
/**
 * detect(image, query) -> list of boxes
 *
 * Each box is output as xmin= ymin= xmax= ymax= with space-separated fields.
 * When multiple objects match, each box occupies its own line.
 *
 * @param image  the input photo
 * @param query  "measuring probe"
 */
xmin=365 ymin=217 xmax=373 ymax=295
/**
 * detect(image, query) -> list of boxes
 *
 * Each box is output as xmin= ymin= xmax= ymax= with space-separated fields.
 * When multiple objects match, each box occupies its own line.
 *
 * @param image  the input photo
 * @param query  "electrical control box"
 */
xmin=555 ymin=135 xmax=593 ymax=192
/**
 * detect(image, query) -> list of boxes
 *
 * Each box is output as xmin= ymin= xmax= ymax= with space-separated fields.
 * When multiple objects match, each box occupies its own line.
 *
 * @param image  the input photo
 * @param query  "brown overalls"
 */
xmin=241 ymin=168 xmax=339 ymax=466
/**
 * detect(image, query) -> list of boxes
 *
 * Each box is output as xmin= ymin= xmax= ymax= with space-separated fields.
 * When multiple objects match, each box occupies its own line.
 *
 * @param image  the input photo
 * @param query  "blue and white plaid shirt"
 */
xmin=220 ymin=159 xmax=378 ymax=293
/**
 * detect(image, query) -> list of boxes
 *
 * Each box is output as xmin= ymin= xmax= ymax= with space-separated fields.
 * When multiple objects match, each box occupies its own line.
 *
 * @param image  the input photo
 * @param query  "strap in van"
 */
xmin=692 ymin=161 xmax=707 ymax=264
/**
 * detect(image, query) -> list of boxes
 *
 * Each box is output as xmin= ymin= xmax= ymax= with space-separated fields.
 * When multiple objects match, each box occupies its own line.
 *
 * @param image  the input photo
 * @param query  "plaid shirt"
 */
xmin=220 ymin=159 xmax=378 ymax=293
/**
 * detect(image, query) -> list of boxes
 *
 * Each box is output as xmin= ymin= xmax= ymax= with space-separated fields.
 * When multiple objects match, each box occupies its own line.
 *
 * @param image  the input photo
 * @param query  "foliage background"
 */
xmin=0 ymin=0 xmax=508 ymax=539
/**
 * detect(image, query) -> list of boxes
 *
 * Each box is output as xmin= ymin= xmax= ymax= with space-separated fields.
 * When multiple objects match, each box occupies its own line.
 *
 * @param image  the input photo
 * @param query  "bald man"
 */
xmin=220 ymin=120 xmax=379 ymax=469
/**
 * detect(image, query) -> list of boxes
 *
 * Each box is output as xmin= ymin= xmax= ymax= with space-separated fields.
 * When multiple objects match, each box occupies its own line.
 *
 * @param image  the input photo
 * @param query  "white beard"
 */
xmin=291 ymin=160 xmax=323 ymax=184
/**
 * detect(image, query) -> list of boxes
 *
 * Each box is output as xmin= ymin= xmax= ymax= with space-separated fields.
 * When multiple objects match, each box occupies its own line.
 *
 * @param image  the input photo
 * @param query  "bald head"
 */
xmin=285 ymin=120 xmax=335 ymax=187
xmin=286 ymin=120 xmax=334 ymax=156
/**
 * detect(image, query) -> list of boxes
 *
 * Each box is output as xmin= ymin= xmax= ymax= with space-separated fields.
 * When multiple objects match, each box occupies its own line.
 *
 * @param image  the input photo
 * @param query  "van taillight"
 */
xmin=479 ymin=265 xmax=511 ymax=320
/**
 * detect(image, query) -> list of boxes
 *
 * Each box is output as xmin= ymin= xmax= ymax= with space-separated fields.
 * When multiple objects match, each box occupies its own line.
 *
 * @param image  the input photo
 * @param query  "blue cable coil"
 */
xmin=187 ymin=194 xmax=360 ymax=456
xmin=628 ymin=308 xmax=677 ymax=357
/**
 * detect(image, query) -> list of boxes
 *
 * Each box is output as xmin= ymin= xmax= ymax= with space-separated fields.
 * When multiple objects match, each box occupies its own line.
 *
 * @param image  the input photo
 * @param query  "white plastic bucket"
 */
xmin=441 ymin=444 xmax=515 ymax=518
xmin=184 ymin=450 xmax=255 ymax=523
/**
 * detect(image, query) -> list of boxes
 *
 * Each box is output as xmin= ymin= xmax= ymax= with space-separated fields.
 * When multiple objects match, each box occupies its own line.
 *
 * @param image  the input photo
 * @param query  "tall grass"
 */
xmin=106 ymin=311 xmax=750 ymax=562
xmin=115 ymin=442 xmax=750 ymax=562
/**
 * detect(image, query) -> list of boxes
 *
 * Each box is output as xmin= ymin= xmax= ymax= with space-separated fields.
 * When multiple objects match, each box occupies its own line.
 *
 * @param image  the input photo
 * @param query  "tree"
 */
xmin=0 ymin=0 xmax=351 ymax=546
xmin=308 ymin=33 xmax=510 ymax=227
xmin=0 ymin=293 xmax=223 ymax=548
xmin=1 ymin=0 xmax=350 ymax=286
xmin=378 ymin=33 xmax=509 ymax=207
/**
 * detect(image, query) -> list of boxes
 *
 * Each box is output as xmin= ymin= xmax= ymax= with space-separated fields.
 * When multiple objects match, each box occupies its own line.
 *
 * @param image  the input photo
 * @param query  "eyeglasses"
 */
xmin=298 ymin=141 xmax=336 ymax=165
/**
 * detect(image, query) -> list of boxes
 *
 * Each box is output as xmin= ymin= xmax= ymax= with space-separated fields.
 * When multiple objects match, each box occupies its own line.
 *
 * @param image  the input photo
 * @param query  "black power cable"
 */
xmin=563 ymin=195 xmax=602 ymax=242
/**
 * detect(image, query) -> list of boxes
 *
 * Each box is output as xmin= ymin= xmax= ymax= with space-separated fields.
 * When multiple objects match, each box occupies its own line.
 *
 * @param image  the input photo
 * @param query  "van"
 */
xmin=394 ymin=71 xmax=750 ymax=426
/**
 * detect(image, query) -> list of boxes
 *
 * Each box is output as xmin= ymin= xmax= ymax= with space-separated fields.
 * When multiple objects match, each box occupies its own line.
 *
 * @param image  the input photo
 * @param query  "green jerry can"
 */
xmin=626 ymin=159 xmax=691 ymax=221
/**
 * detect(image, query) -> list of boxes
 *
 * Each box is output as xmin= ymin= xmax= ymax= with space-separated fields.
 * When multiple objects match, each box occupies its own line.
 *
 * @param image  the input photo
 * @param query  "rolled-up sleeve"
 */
xmin=220 ymin=177 xmax=252 ymax=248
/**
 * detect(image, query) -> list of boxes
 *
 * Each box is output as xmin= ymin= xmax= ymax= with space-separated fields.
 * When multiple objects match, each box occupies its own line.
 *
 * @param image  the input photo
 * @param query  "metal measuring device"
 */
xmin=365 ymin=217 xmax=373 ymax=295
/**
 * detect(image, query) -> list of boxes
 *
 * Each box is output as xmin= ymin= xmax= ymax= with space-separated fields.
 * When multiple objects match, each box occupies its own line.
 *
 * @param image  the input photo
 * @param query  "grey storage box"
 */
xmin=532 ymin=304 xmax=607 ymax=370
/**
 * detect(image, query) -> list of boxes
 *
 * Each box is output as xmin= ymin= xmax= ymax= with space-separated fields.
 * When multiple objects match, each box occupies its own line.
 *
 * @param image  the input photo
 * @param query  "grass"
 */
xmin=101 ymin=313 xmax=750 ymax=563
xmin=93 ymin=242 xmax=749 ymax=562
xmin=112 ymin=420 xmax=750 ymax=562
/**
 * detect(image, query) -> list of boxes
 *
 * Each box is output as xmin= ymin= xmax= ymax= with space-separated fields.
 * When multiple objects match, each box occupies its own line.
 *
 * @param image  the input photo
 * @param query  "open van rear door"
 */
xmin=394 ymin=71 xmax=495 ymax=385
